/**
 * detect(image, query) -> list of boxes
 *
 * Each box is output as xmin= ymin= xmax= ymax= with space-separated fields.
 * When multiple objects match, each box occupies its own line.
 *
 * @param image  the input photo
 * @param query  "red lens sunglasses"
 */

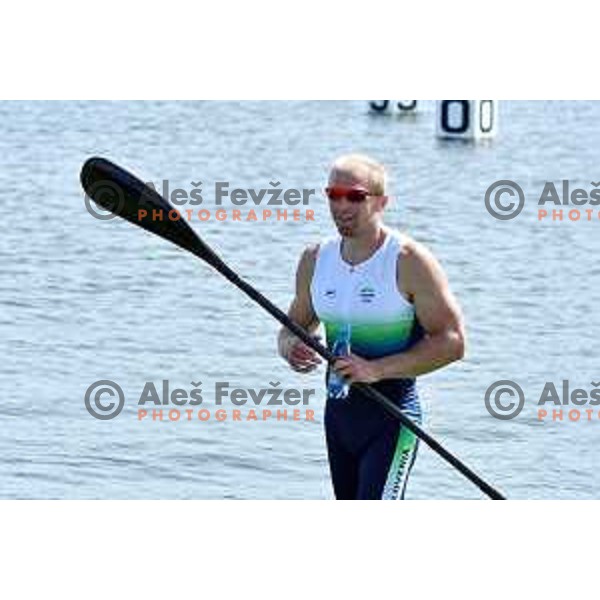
xmin=325 ymin=186 xmax=370 ymax=204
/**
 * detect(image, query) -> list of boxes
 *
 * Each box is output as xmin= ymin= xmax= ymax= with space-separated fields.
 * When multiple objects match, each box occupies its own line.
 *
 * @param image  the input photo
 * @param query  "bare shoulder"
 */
xmin=296 ymin=244 xmax=320 ymax=292
xmin=397 ymin=234 xmax=448 ymax=297
xmin=298 ymin=243 xmax=319 ymax=274
xmin=300 ymin=243 xmax=319 ymax=264
xmin=397 ymin=234 xmax=433 ymax=263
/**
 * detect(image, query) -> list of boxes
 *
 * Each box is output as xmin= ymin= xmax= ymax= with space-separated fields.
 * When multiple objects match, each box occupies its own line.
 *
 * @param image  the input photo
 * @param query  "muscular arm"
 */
xmin=335 ymin=239 xmax=465 ymax=382
xmin=277 ymin=246 xmax=322 ymax=371
xmin=374 ymin=241 xmax=466 ymax=379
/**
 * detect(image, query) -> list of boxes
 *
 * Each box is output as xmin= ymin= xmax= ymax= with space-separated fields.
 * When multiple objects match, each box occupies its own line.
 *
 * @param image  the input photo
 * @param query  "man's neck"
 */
xmin=341 ymin=224 xmax=386 ymax=265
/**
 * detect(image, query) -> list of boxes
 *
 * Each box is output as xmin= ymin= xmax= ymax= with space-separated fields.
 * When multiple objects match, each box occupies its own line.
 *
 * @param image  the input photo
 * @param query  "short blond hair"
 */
xmin=330 ymin=154 xmax=387 ymax=196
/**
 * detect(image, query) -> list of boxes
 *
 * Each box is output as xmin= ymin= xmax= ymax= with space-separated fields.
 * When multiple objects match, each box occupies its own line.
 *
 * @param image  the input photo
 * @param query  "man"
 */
xmin=278 ymin=154 xmax=465 ymax=500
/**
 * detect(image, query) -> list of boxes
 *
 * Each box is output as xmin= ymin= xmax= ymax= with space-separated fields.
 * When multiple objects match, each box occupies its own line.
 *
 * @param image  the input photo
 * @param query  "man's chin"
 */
xmin=335 ymin=224 xmax=355 ymax=237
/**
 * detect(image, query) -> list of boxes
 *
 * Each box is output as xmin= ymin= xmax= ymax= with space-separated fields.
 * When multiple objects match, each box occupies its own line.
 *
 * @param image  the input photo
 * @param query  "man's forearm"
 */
xmin=373 ymin=330 xmax=465 ymax=380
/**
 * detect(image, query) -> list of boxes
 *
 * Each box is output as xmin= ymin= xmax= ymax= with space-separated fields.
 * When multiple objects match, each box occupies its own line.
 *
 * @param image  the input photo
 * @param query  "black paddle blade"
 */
xmin=80 ymin=157 xmax=225 ymax=268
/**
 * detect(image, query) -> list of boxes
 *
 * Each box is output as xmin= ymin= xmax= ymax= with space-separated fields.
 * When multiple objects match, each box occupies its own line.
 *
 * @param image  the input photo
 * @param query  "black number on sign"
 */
xmin=480 ymin=100 xmax=494 ymax=133
xmin=441 ymin=100 xmax=470 ymax=133
xmin=369 ymin=101 xmax=390 ymax=112
xmin=397 ymin=101 xmax=417 ymax=111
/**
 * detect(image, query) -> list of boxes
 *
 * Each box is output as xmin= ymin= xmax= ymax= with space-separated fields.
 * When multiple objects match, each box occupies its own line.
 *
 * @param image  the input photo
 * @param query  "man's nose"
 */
xmin=331 ymin=196 xmax=354 ymax=208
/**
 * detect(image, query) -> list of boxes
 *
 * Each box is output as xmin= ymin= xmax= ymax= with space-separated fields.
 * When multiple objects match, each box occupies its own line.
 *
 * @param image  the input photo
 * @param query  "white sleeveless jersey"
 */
xmin=310 ymin=228 xmax=419 ymax=359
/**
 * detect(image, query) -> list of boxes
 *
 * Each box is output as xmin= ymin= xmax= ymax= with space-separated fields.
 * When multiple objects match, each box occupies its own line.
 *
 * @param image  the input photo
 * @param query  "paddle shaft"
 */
xmin=188 ymin=245 xmax=506 ymax=500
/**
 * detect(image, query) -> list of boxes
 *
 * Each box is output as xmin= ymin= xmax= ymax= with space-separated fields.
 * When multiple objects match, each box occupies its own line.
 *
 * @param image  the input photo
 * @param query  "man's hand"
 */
xmin=332 ymin=353 xmax=382 ymax=384
xmin=283 ymin=336 xmax=323 ymax=373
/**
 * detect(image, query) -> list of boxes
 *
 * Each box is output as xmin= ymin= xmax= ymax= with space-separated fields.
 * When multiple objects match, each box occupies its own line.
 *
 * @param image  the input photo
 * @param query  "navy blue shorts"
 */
xmin=325 ymin=379 xmax=421 ymax=500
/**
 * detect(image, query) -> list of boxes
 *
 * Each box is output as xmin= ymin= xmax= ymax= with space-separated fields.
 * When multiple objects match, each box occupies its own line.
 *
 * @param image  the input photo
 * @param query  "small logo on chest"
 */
xmin=358 ymin=285 xmax=377 ymax=303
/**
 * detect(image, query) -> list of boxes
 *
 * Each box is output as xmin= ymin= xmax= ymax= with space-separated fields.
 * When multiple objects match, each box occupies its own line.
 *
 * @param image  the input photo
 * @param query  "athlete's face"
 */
xmin=326 ymin=168 xmax=384 ymax=237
